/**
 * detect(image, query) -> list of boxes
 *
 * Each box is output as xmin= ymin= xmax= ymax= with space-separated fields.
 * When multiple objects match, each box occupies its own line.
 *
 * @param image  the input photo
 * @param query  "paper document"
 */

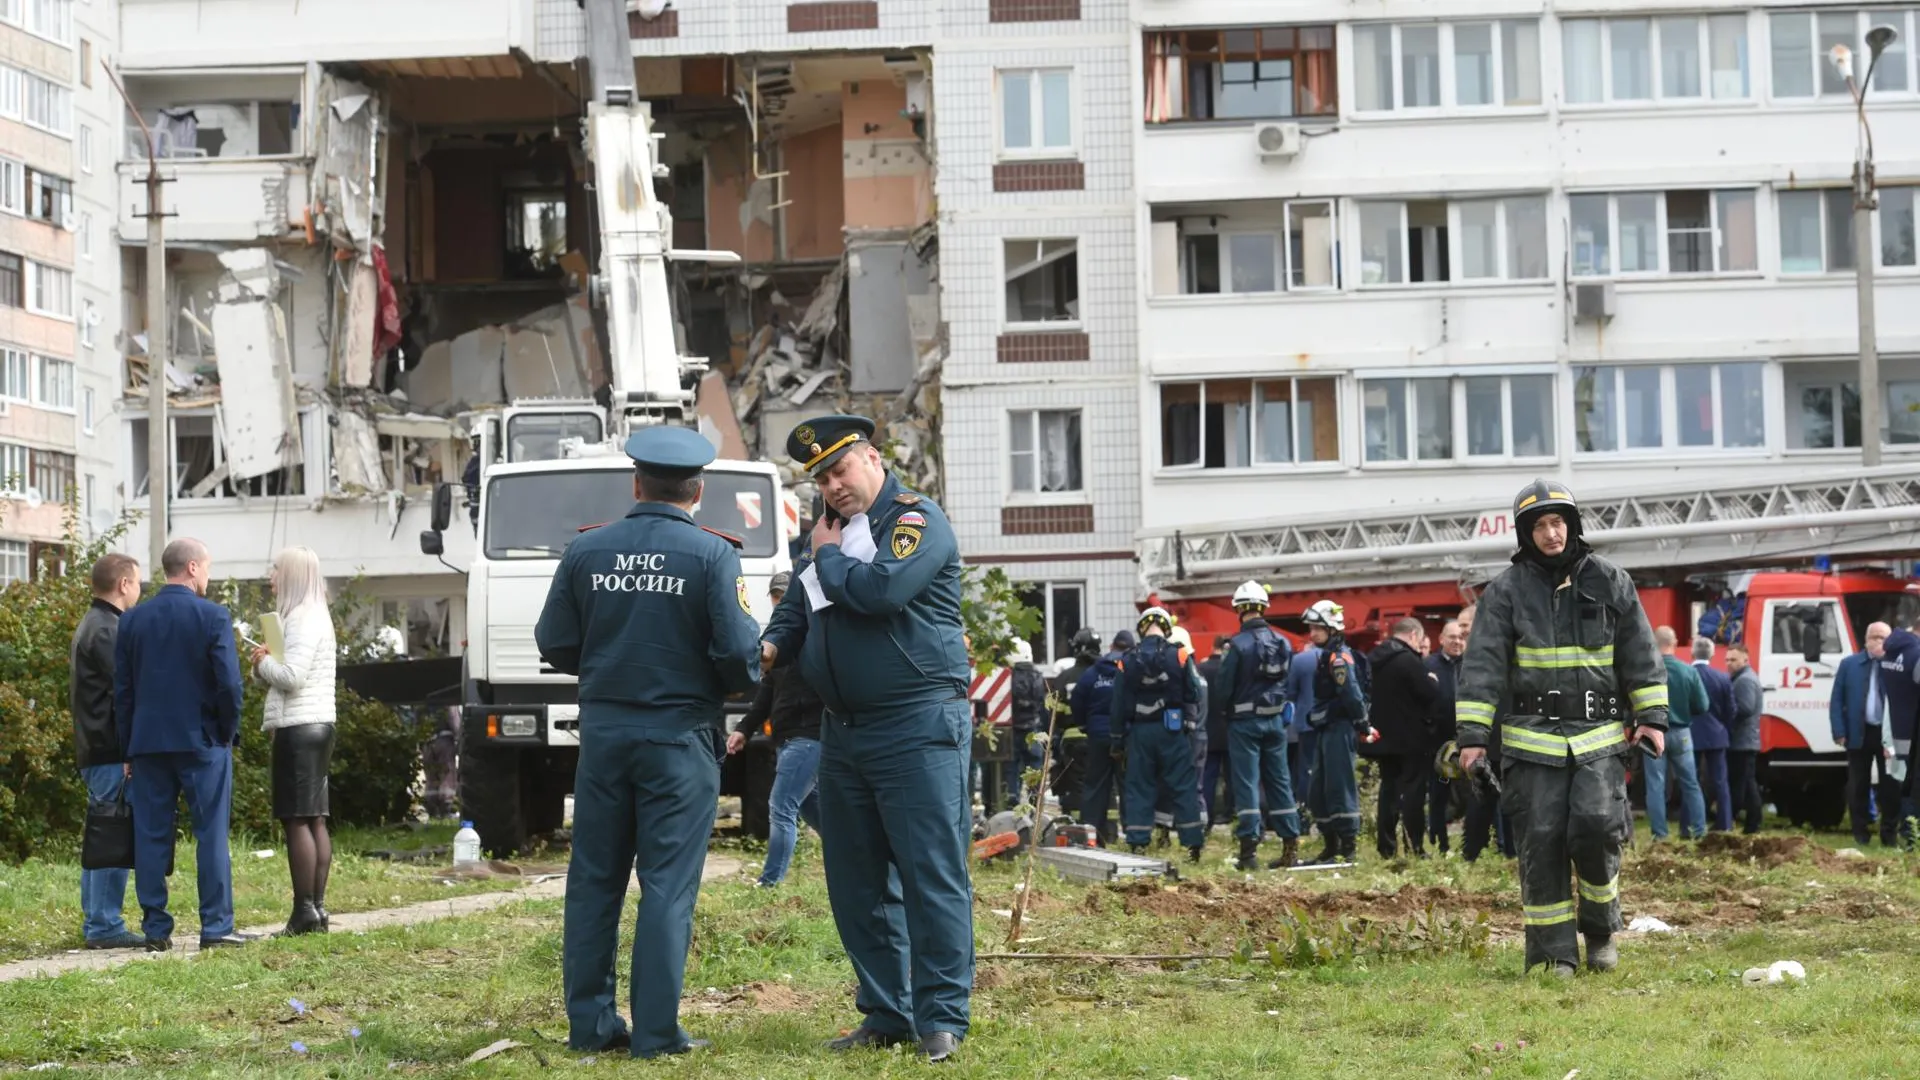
xmin=259 ymin=612 xmax=286 ymax=662
xmin=800 ymin=514 xmax=879 ymax=613
xmin=801 ymin=563 xmax=831 ymax=612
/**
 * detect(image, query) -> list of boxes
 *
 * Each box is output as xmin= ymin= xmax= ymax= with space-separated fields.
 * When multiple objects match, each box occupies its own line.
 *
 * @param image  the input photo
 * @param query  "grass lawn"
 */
xmin=0 ymin=823 xmax=524 ymax=963
xmin=2 ymin=823 xmax=1918 ymax=1078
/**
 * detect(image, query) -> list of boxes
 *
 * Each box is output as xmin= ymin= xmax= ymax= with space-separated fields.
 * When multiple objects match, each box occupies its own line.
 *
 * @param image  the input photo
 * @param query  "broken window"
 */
xmin=1009 ymin=409 xmax=1083 ymax=494
xmin=1161 ymin=377 xmax=1337 ymax=470
xmin=998 ymin=68 xmax=1074 ymax=156
xmin=1354 ymin=20 xmax=1541 ymax=111
xmin=1143 ymin=27 xmax=1337 ymax=123
xmin=504 ymin=188 xmax=568 ymax=278
xmin=1569 ymin=190 xmax=1756 ymax=277
xmin=126 ymin=412 xmax=310 ymax=500
xmin=1003 ymin=239 xmax=1079 ymax=326
xmin=126 ymin=71 xmax=304 ymax=159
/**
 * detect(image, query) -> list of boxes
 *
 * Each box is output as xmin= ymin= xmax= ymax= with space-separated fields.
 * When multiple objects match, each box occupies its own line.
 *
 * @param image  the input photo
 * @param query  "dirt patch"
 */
xmin=1695 ymin=833 xmax=1813 ymax=867
xmin=973 ymin=964 xmax=1012 ymax=990
xmin=685 ymin=981 xmax=815 ymax=1015
xmin=1107 ymin=879 xmax=1511 ymax=923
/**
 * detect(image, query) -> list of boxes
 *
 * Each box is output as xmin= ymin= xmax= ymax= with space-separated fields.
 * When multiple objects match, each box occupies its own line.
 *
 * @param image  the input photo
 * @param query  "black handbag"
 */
xmin=81 ymin=790 xmax=136 ymax=870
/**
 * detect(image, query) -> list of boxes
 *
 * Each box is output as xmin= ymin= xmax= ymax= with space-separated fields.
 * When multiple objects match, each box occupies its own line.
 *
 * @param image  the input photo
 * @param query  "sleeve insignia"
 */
xmin=890 ymin=525 xmax=923 ymax=560
xmin=737 ymin=576 xmax=753 ymax=614
xmin=897 ymin=510 xmax=927 ymax=527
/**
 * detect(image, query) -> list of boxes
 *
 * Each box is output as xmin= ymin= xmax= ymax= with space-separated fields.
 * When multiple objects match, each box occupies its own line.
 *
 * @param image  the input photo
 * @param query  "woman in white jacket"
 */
xmin=250 ymin=546 xmax=338 ymax=936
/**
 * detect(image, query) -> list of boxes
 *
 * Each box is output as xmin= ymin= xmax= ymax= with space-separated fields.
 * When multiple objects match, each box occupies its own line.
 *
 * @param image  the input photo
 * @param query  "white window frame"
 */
xmin=1776 ymin=187 xmax=1856 ymax=274
xmin=1571 ymin=362 xmax=1770 ymax=456
xmin=0 ymin=158 xmax=22 ymax=216
xmin=1564 ymin=14 xmax=1754 ymax=107
xmin=19 ymin=68 xmax=72 ymax=136
xmin=1458 ymin=372 xmax=1558 ymax=462
xmin=1001 ymin=238 xmax=1081 ymax=330
xmin=1157 ymin=375 xmax=1344 ymax=474
xmin=125 ymin=407 xmax=322 ymax=502
xmin=25 ymin=261 xmax=73 ymax=319
xmin=0 ymin=345 xmax=28 ymax=401
xmin=79 ymin=299 xmax=94 ymax=348
xmin=34 ymin=353 xmax=72 ymax=411
xmin=1769 ymin=9 xmax=1919 ymax=103
xmin=1006 ymin=407 xmax=1086 ymax=501
xmin=0 ymin=538 xmax=26 ymax=585
xmin=77 ymin=123 xmax=93 ymax=174
xmin=1785 ymin=374 xmax=1861 ymax=452
xmin=1876 ymin=185 xmax=1917 ymax=272
xmin=23 ymin=0 xmax=72 ymax=45
xmin=0 ymin=441 xmax=27 ymax=496
xmin=0 ymin=65 xmax=21 ymax=121
xmin=1351 ymin=19 xmax=1543 ymax=116
xmin=0 ymin=1 xmax=20 ymax=28
xmin=1355 ymin=195 xmax=1552 ymax=288
xmin=995 ymin=67 xmax=1077 ymax=160
xmin=1360 ymin=376 xmax=1456 ymax=466
xmin=1177 ymin=200 xmax=1341 ymax=295
xmin=81 ymin=384 xmax=93 ymax=433
xmin=1567 ymin=189 xmax=1761 ymax=278
xmin=1017 ymin=580 xmax=1087 ymax=667
xmin=77 ymin=210 xmax=90 ymax=260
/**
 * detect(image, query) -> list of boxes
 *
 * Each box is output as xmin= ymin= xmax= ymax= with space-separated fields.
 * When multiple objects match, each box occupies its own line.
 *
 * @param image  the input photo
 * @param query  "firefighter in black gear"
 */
xmin=1049 ymin=627 xmax=1102 ymax=815
xmin=1456 ymin=479 xmax=1669 ymax=977
xmin=1113 ymin=607 xmax=1206 ymax=863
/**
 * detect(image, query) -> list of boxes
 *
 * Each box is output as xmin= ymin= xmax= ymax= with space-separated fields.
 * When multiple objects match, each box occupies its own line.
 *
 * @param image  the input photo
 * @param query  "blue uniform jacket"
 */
xmin=1831 ymin=650 xmax=1890 ymax=746
xmin=1287 ymin=647 xmax=1319 ymax=738
xmin=1071 ymin=653 xmax=1122 ymax=738
xmin=1110 ymin=636 xmax=1202 ymax=737
xmin=1877 ymin=629 xmax=1920 ymax=742
xmin=114 ymin=584 xmax=244 ymax=756
xmin=535 ymin=501 xmax=761 ymax=725
xmin=1217 ymin=621 xmax=1296 ymax=725
xmin=1309 ymin=644 xmax=1365 ymax=726
xmin=1691 ymin=661 xmax=1734 ymax=751
xmin=761 ymin=473 xmax=970 ymax=717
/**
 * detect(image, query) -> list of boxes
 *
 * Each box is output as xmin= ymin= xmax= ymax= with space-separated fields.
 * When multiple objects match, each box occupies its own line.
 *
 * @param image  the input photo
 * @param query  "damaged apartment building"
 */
xmin=110 ymin=5 xmax=946 ymax=653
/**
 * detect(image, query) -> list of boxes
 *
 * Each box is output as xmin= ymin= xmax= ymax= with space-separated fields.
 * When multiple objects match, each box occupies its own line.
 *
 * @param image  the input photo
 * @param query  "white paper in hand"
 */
xmin=839 ymin=512 xmax=878 ymax=564
xmin=801 ymin=563 xmax=831 ymax=611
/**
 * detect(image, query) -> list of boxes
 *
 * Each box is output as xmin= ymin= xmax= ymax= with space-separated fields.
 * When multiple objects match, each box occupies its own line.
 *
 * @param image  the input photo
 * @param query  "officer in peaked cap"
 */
xmin=762 ymin=413 xmax=974 ymax=1062
xmin=535 ymin=423 xmax=762 ymax=1058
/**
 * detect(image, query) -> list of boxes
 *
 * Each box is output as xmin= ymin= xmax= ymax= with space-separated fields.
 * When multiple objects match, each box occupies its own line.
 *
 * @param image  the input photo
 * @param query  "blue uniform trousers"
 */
xmin=1229 ymin=716 xmax=1300 ymax=841
xmin=563 ymin=717 xmax=719 ymax=1057
xmin=1121 ymin=721 xmax=1204 ymax=849
xmin=1080 ymin=735 xmax=1119 ymax=841
xmin=1307 ymin=719 xmax=1361 ymax=839
xmin=80 ymin=764 xmax=134 ymax=942
xmin=819 ymin=698 xmax=974 ymax=1040
xmin=130 ymin=748 xmax=234 ymax=941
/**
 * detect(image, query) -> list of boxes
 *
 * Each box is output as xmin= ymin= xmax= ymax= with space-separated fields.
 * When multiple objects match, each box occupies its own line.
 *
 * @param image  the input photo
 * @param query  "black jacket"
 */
xmin=1367 ymin=637 xmax=1439 ymax=758
xmin=1010 ymin=662 xmax=1048 ymax=733
xmin=743 ymin=665 xmax=824 ymax=745
xmin=1199 ymin=654 xmax=1228 ymax=745
xmin=1426 ymin=652 xmax=1461 ymax=744
xmin=70 ymin=599 xmax=125 ymax=769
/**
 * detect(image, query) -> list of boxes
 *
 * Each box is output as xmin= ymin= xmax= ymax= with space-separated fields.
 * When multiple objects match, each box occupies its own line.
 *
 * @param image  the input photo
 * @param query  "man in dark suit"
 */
xmin=1832 ymin=621 xmax=1897 ymax=847
xmin=114 ymin=537 xmax=250 ymax=952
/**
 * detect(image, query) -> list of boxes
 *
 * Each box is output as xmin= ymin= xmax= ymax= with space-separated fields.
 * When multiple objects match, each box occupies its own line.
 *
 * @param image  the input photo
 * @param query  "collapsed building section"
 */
xmin=121 ymin=47 xmax=944 ymax=534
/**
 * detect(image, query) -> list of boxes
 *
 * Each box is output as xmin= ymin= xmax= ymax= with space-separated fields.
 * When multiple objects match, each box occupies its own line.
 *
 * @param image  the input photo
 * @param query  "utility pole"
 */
xmin=106 ymin=66 xmax=171 ymax=571
xmin=1832 ymin=27 xmax=1901 ymax=468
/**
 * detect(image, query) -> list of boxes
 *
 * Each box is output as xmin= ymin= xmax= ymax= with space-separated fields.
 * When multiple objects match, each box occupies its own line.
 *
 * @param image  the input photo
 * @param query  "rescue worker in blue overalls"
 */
xmin=760 ymin=414 xmax=974 ymax=1063
xmin=1302 ymin=599 xmax=1370 ymax=866
xmin=1112 ymin=607 xmax=1207 ymax=863
xmin=534 ymin=426 xmax=762 ymax=1058
xmin=1072 ymin=630 xmax=1133 ymax=845
xmin=1217 ymin=581 xmax=1302 ymax=870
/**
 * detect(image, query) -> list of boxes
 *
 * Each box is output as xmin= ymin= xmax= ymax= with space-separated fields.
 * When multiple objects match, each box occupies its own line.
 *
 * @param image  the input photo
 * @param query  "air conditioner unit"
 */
xmin=1253 ymin=121 xmax=1303 ymax=161
xmin=1573 ymin=281 xmax=1616 ymax=322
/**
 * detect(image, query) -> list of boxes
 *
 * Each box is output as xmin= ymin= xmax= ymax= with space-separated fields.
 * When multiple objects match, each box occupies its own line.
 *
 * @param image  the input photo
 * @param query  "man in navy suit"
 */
xmin=114 ymin=537 xmax=251 ymax=951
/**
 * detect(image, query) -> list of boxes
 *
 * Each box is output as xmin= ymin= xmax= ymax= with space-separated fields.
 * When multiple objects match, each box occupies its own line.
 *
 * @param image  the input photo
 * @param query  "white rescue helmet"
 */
xmin=1167 ymin=625 xmax=1193 ymax=650
xmin=1011 ymin=638 xmax=1034 ymax=665
xmin=1302 ymin=599 xmax=1345 ymax=633
xmin=1232 ymin=580 xmax=1271 ymax=612
xmin=1137 ymin=606 xmax=1173 ymax=635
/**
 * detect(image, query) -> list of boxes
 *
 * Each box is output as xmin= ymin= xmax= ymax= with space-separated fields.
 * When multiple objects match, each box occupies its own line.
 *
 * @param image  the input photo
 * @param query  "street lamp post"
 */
xmin=1831 ymin=25 xmax=1901 ymax=468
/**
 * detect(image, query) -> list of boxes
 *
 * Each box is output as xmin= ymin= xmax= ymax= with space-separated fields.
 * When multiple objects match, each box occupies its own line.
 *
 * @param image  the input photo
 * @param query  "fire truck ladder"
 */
xmin=1140 ymin=466 xmax=1920 ymax=598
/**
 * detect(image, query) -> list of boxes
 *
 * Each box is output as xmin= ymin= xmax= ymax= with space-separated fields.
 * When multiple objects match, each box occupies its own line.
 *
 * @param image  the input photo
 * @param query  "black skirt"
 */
xmin=272 ymin=724 xmax=336 ymax=819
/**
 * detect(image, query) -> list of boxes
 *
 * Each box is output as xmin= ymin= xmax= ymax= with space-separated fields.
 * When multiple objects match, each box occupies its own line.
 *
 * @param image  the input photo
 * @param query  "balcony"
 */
xmin=119 ymin=0 xmax=532 ymax=69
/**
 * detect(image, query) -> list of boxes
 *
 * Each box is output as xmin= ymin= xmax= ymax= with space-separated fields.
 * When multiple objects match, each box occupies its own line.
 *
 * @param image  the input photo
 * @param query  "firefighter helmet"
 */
xmin=1512 ymin=478 xmax=1581 ymax=537
xmin=1436 ymin=739 xmax=1464 ymax=780
xmin=1012 ymin=639 xmax=1034 ymax=665
xmin=1137 ymin=606 xmax=1173 ymax=635
xmin=1168 ymin=625 xmax=1193 ymax=650
xmin=1070 ymin=626 xmax=1101 ymax=657
xmin=1302 ymin=599 xmax=1345 ymax=633
xmin=1231 ymin=580 xmax=1271 ymax=612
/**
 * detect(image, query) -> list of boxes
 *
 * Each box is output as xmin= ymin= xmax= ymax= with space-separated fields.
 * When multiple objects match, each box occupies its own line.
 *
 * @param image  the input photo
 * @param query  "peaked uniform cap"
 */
xmin=625 ymin=426 xmax=717 ymax=476
xmin=788 ymin=415 xmax=877 ymax=477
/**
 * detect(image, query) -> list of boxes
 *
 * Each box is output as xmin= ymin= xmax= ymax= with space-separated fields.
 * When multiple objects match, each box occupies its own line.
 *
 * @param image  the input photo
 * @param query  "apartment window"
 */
xmin=77 ymin=124 xmax=92 ymax=173
xmin=81 ymin=385 xmax=93 ymax=433
xmin=1778 ymin=189 xmax=1855 ymax=272
xmin=1574 ymin=363 xmax=1765 ymax=453
xmin=26 ymin=262 xmax=72 ymax=318
xmin=1009 ymin=409 xmax=1083 ymax=494
xmin=998 ymin=69 xmax=1073 ymax=157
xmin=1143 ymin=27 xmax=1337 ymax=122
xmin=128 ymin=413 xmax=309 ymax=500
xmin=0 ymin=252 xmax=20 ymax=308
xmin=1565 ymin=15 xmax=1750 ymax=104
xmin=25 ymin=0 xmax=71 ymax=44
xmin=1365 ymin=373 xmax=1557 ymax=464
xmin=34 ymin=354 xmax=72 ymax=410
xmin=1792 ymin=380 xmax=1860 ymax=449
xmin=78 ymin=39 xmax=91 ymax=87
xmin=1354 ymin=20 xmax=1542 ymax=111
xmin=1178 ymin=200 xmax=1340 ymax=294
xmin=1889 ymin=380 xmax=1920 ymax=444
xmin=31 ymin=448 xmax=72 ymax=502
xmin=1364 ymin=378 xmax=1452 ymax=462
xmin=0 ymin=539 xmax=25 ymax=585
xmin=1161 ymin=376 xmax=1338 ymax=469
xmin=1358 ymin=195 xmax=1547 ymax=285
xmin=79 ymin=299 xmax=94 ymax=347
xmin=1016 ymin=581 xmax=1085 ymax=666
xmin=26 ymin=168 xmax=72 ymax=226
xmin=1567 ymin=190 xmax=1757 ymax=276
xmin=0 ymin=443 xmax=26 ymax=494
xmin=20 ymin=69 xmax=72 ymax=135
xmin=1003 ymin=239 xmax=1079 ymax=327
xmin=76 ymin=211 xmax=89 ymax=258
xmin=1880 ymin=186 xmax=1916 ymax=269
xmin=1464 ymin=374 xmax=1556 ymax=459
xmin=0 ymin=346 xmax=26 ymax=399
xmin=0 ymin=65 xmax=19 ymax=120
xmin=0 ymin=1 xmax=16 ymax=26
xmin=1771 ymin=10 xmax=1917 ymax=99
xmin=0 ymin=158 xmax=21 ymax=215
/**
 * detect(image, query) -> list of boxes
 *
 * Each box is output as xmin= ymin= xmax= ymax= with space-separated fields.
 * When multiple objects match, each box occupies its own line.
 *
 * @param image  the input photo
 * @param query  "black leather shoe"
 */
xmin=199 ymin=932 xmax=261 ymax=949
xmin=278 ymin=899 xmax=324 ymax=937
xmin=918 ymin=1031 xmax=958 ymax=1062
xmin=85 ymin=932 xmax=146 ymax=950
xmin=143 ymin=937 xmax=171 ymax=953
xmin=646 ymin=1038 xmax=710 ymax=1058
xmin=825 ymin=1026 xmax=911 ymax=1051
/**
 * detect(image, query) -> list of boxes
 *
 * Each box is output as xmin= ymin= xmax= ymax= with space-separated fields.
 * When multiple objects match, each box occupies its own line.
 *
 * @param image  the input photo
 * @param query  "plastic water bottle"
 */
xmin=453 ymin=821 xmax=482 ymax=865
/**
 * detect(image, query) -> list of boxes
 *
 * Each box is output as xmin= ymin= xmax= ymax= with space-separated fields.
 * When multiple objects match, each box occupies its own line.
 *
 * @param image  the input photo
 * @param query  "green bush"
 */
xmin=0 ymin=513 xmax=427 ymax=864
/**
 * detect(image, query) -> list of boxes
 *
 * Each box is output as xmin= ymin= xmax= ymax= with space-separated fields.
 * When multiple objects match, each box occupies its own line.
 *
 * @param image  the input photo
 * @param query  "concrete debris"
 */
xmin=695 ymin=371 xmax=749 ymax=461
xmin=402 ymin=299 xmax=602 ymax=417
xmin=311 ymin=74 xmax=384 ymax=251
xmin=331 ymin=410 xmax=386 ymax=496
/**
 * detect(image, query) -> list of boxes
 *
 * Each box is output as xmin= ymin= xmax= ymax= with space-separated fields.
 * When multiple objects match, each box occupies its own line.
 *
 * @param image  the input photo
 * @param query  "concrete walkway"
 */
xmin=0 ymin=855 xmax=744 ymax=984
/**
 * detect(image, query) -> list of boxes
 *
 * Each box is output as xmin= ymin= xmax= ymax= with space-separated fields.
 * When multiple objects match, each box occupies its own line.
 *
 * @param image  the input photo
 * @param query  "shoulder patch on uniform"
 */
xmin=894 ymin=492 xmax=922 ymax=506
xmin=897 ymin=510 xmax=927 ymax=528
xmin=700 ymin=525 xmax=745 ymax=550
xmin=577 ymin=522 xmax=609 ymax=533
xmin=736 ymin=576 xmax=752 ymax=614
xmin=890 ymin=524 xmax=923 ymax=559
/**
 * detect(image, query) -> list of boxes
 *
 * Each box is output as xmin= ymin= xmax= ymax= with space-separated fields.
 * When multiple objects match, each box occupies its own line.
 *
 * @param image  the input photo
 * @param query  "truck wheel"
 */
xmin=458 ymin=719 xmax=528 ymax=857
